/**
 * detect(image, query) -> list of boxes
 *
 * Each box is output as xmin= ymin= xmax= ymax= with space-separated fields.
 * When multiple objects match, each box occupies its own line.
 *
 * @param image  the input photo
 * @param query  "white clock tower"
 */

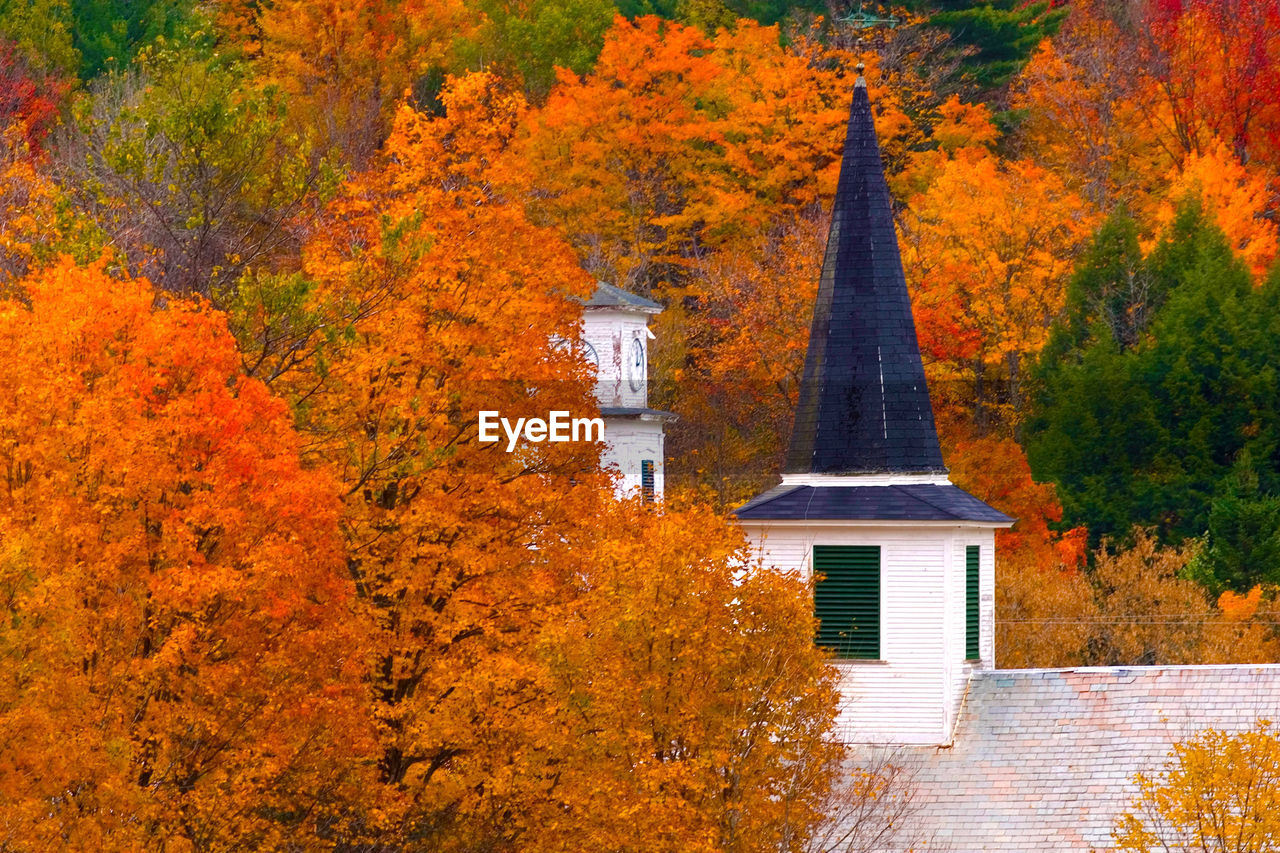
xmin=581 ymin=283 xmax=673 ymax=501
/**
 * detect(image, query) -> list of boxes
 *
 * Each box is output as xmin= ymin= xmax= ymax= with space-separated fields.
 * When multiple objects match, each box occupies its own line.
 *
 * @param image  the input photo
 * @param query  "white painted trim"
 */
xmin=780 ymin=472 xmax=953 ymax=487
xmin=993 ymin=663 xmax=1280 ymax=675
xmin=744 ymin=519 xmax=1014 ymax=530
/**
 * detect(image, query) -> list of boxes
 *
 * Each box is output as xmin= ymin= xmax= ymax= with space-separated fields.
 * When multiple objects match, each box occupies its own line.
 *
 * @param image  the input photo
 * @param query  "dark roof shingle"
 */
xmin=734 ymin=484 xmax=1013 ymax=523
xmin=785 ymin=78 xmax=945 ymax=476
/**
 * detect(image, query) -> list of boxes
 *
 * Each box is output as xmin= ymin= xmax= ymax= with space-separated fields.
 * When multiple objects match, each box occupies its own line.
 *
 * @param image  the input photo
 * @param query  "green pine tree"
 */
xmin=917 ymin=0 xmax=1066 ymax=91
xmin=1025 ymin=203 xmax=1280 ymax=591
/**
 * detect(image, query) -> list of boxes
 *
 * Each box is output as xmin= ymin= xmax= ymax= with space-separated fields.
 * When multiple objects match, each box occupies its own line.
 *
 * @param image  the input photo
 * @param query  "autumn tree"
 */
xmin=521 ymin=16 xmax=907 ymax=295
xmin=0 ymin=40 xmax=68 ymax=154
xmin=1014 ymin=0 xmax=1280 ymax=192
xmin=1087 ymin=531 xmax=1277 ymax=666
xmin=55 ymin=43 xmax=334 ymax=296
xmin=0 ymin=259 xmax=375 ymax=850
xmin=1135 ymin=0 xmax=1280 ymax=169
xmin=532 ymin=498 xmax=846 ymax=853
xmin=0 ymin=42 xmax=88 ymax=286
xmin=1115 ymin=723 xmax=1280 ymax=852
xmin=520 ymin=16 xmax=956 ymax=498
xmin=254 ymin=0 xmax=468 ymax=164
xmin=265 ymin=73 xmax=613 ymax=846
xmin=1154 ymin=142 xmax=1278 ymax=282
xmin=0 ymin=0 xmax=78 ymax=73
xmin=1011 ymin=0 xmax=1171 ymax=210
xmin=901 ymin=149 xmax=1095 ymax=423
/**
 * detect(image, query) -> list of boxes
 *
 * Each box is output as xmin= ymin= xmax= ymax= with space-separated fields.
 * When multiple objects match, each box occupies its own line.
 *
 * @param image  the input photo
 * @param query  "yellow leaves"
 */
xmin=530 ymin=497 xmax=843 ymax=853
xmin=255 ymin=0 xmax=471 ymax=162
xmin=386 ymin=71 xmax=529 ymax=196
xmin=931 ymin=95 xmax=998 ymax=154
xmin=1115 ymin=723 xmax=1280 ymax=852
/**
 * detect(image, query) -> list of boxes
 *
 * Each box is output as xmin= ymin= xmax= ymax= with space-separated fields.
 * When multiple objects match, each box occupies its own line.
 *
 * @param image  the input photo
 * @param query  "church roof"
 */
xmin=851 ymin=665 xmax=1280 ymax=851
xmin=785 ymin=75 xmax=946 ymax=476
xmin=583 ymin=282 xmax=662 ymax=313
xmin=734 ymin=483 xmax=1011 ymax=523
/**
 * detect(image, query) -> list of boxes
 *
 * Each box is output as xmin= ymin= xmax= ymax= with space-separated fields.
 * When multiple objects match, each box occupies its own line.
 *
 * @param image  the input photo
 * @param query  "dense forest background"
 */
xmin=2 ymin=0 xmax=1280 ymax=848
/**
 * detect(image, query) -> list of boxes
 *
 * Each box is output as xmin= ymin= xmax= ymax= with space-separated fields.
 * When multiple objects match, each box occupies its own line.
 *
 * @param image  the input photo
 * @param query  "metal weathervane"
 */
xmin=839 ymin=3 xmax=899 ymax=29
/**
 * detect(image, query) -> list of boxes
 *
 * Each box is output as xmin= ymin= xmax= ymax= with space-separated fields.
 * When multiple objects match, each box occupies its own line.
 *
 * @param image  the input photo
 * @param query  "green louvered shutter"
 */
xmin=813 ymin=545 xmax=880 ymax=660
xmin=966 ymin=545 xmax=980 ymax=660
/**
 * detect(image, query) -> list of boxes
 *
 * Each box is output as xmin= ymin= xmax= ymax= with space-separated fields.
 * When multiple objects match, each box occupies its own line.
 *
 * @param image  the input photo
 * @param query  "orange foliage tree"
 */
xmin=1015 ymin=0 xmax=1280 ymax=210
xmin=240 ymin=70 xmax=854 ymax=847
xmin=272 ymin=72 xmax=613 ymax=845
xmin=901 ymin=151 xmax=1097 ymax=423
xmin=0 ymin=260 xmax=374 ymax=850
xmin=254 ymin=0 xmax=470 ymax=163
xmin=1136 ymin=0 xmax=1280 ymax=170
xmin=1153 ymin=141 xmax=1278 ymax=281
xmin=1012 ymin=0 xmax=1172 ymax=210
xmin=520 ymin=16 xmax=907 ymax=295
xmin=531 ymin=498 xmax=845 ymax=853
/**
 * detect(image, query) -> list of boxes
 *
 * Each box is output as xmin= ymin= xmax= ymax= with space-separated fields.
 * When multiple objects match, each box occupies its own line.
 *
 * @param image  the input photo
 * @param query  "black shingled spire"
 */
xmin=784 ymin=74 xmax=946 ymax=476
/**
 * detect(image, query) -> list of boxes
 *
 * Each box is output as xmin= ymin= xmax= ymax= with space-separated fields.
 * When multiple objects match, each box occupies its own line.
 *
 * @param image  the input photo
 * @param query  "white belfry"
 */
xmin=582 ymin=282 xmax=673 ymax=501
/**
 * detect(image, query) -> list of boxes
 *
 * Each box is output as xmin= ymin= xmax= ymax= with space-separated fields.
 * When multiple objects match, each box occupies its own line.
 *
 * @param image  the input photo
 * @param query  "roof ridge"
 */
xmin=888 ymin=483 xmax=958 ymax=519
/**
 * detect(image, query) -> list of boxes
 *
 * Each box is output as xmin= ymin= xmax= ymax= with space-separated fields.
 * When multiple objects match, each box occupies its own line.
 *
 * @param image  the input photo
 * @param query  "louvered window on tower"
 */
xmin=812 ymin=545 xmax=880 ymax=659
xmin=640 ymin=459 xmax=654 ymax=503
xmin=966 ymin=545 xmax=980 ymax=660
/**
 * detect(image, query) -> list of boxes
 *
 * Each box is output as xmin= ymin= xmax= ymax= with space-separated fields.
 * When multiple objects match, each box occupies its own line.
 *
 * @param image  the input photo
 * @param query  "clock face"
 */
xmin=628 ymin=337 xmax=646 ymax=392
xmin=581 ymin=341 xmax=599 ymax=370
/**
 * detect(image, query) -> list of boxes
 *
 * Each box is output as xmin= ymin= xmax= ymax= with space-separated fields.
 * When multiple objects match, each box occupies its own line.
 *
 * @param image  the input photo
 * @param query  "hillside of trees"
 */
xmin=2 ymin=0 xmax=1280 ymax=847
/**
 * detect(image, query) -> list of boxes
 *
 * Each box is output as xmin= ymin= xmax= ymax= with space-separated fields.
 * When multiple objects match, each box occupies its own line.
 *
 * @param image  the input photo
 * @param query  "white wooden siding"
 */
xmin=744 ymin=521 xmax=998 ymax=745
xmin=600 ymin=417 xmax=664 ymax=498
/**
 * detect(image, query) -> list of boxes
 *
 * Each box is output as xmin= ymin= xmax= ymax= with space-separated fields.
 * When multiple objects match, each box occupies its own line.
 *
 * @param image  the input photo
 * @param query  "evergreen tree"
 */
xmin=69 ymin=0 xmax=194 ymax=78
xmin=616 ymin=0 xmax=823 ymax=28
xmin=1026 ymin=205 xmax=1280 ymax=590
xmin=919 ymin=0 xmax=1066 ymax=91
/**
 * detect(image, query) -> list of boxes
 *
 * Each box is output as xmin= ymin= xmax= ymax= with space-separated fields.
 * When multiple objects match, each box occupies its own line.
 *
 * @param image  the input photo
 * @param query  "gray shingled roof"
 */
xmin=785 ymin=77 xmax=945 ymax=476
xmin=848 ymin=666 xmax=1280 ymax=851
xmin=734 ymin=484 xmax=1012 ymax=523
xmin=583 ymin=282 xmax=662 ymax=312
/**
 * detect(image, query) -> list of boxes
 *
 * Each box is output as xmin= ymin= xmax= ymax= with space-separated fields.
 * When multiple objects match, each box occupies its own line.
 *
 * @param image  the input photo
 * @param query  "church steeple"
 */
xmin=785 ymin=72 xmax=946 ymax=476
xmin=735 ymin=75 xmax=1011 ymax=747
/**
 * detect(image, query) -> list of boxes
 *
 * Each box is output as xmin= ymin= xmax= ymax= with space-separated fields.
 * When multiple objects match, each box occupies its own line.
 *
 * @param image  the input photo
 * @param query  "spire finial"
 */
xmin=855 ymin=61 xmax=866 ymax=88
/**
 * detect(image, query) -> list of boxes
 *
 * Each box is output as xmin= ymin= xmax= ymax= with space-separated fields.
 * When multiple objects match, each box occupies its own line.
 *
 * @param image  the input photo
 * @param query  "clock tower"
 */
xmin=581 ymin=283 xmax=674 ymax=501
